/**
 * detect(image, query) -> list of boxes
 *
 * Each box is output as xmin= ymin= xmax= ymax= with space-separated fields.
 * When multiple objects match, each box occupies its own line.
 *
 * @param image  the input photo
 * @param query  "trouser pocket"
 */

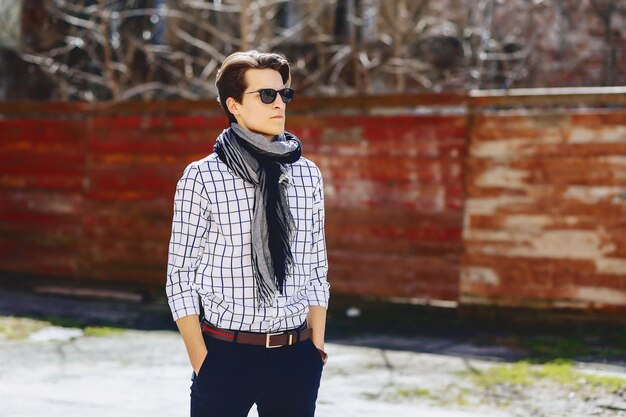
xmin=305 ymin=339 xmax=325 ymax=368
xmin=191 ymin=334 xmax=214 ymax=385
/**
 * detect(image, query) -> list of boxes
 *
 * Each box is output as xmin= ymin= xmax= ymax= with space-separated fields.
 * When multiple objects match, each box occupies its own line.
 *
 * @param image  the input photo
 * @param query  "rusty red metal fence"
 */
xmin=1 ymin=88 xmax=625 ymax=313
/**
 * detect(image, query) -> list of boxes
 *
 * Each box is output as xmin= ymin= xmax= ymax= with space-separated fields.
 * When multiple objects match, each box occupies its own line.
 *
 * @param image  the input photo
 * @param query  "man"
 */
xmin=166 ymin=50 xmax=330 ymax=417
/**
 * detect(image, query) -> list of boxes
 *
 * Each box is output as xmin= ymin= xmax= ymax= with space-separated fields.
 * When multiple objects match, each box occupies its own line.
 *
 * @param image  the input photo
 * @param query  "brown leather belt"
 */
xmin=201 ymin=320 xmax=313 ymax=348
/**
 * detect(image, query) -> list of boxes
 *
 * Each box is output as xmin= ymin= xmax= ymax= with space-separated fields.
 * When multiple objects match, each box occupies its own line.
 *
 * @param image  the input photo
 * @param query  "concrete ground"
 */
xmin=0 ymin=323 xmax=508 ymax=417
xmin=1 ymin=287 xmax=625 ymax=417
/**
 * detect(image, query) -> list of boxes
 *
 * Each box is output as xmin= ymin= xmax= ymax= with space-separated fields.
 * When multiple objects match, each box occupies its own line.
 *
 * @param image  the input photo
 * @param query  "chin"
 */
xmin=255 ymin=125 xmax=284 ymax=137
xmin=242 ymin=118 xmax=285 ymax=137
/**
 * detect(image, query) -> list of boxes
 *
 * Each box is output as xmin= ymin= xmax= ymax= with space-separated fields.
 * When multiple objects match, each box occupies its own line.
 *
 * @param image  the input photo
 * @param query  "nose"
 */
xmin=272 ymin=93 xmax=285 ymax=109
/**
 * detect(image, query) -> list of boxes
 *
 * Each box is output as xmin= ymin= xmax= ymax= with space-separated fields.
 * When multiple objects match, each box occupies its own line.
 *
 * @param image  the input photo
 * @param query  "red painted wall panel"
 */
xmin=0 ymin=118 xmax=85 ymax=278
xmin=290 ymin=113 xmax=465 ymax=301
xmin=0 ymin=101 xmax=465 ymax=303
xmin=2 ymin=90 xmax=625 ymax=312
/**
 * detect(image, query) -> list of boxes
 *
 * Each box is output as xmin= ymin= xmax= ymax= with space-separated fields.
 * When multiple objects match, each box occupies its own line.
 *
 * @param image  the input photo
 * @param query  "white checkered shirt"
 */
xmin=166 ymin=152 xmax=330 ymax=332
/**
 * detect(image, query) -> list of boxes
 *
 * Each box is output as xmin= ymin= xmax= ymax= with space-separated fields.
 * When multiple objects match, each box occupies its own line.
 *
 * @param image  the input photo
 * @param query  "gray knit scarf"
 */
xmin=214 ymin=123 xmax=302 ymax=308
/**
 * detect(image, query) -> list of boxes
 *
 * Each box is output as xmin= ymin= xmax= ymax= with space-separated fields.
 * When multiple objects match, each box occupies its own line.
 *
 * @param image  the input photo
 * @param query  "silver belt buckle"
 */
xmin=266 ymin=332 xmax=293 ymax=348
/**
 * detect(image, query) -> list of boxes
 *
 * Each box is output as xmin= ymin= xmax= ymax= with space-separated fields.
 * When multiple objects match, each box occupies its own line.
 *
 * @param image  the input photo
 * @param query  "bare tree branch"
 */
xmin=1 ymin=0 xmax=623 ymax=101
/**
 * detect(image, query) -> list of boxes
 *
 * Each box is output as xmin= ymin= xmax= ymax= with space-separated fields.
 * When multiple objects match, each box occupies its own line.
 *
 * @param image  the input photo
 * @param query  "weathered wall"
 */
xmin=0 ymin=106 xmax=223 ymax=288
xmin=0 ymin=96 xmax=466 ymax=302
xmin=0 ymin=118 xmax=85 ymax=277
xmin=462 ymin=105 xmax=626 ymax=310
xmin=1 ymin=89 xmax=626 ymax=312
xmin=288 ymin=111 xmax=466 ymax=301
xmin=81 ymin=114 xmax=224 ymax=285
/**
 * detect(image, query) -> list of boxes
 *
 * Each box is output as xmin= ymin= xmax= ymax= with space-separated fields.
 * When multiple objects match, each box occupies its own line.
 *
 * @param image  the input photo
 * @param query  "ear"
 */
xmin=225 ymin=97 xmax=240 ymax=116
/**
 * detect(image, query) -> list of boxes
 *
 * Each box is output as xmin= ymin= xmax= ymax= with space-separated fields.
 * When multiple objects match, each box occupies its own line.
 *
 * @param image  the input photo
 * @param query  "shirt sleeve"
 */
xmin=306 ymin=171 xmax=330 ymax=308
xmin=165 ymin=164 xmax=210 ymax=321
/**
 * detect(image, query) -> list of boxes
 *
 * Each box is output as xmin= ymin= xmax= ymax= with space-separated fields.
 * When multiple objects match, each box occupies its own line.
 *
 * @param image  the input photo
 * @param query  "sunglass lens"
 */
xmin=259 ymin=89 xmax=278 ymax=104
xmin=280 ymin=88 xmax=295 ymax=103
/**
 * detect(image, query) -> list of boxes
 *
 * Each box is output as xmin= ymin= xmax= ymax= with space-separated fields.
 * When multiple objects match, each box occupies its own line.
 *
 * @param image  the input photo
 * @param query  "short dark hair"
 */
xmin=215 ymin=50 xmax=291 ymax=123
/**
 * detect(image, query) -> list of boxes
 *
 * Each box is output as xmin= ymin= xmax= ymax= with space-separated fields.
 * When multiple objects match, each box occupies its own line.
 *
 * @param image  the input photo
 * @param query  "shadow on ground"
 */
xmin=1 ymin=284 xmax=625 ymax=367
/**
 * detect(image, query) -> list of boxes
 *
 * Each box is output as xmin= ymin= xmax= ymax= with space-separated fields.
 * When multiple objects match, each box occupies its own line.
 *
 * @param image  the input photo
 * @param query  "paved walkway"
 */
xmin=1 ymin=287 xmax=625 ymax=416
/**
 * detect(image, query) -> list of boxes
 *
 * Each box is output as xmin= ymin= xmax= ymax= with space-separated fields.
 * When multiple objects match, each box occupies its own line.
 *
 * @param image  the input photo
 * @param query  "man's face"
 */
xmin=227 ymin=68 xmax=287 ymax=140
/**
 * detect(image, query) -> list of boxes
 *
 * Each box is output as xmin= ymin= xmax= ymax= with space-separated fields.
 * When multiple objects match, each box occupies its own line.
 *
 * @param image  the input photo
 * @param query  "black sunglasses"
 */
xmin=245 ymin=87 xmax=295 ymax=104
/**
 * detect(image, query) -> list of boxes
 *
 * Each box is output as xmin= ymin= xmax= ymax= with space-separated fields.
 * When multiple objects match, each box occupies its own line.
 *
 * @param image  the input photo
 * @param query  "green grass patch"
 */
xmin=472 ymin=361 xmax=535 ymax=386
xmin=392 ymin=385 xmax=476 ymax=408
xmin=523 ymin=337 xmax=589 ymax=357
xmin=464 ymin=359 xmax=626 ymax=394
xmin=428 ymin=385 xmax=474 ymax=408
xmin=0 ymin=316 xmax=125 ymax=339
xmin=0 ymin=316 xmax=52 ymax=340
xmin=83 ymin=326 xmax=125 ymax=337
xmin=41 ymin=316 xmax=84 ymax=329
xmin=395 ymin=388 xmax=431 ymax=398
xmin=513 ymin=330 xmax=626 ymax=361
xmin=582 ymin=373 xmax=626 ymax=393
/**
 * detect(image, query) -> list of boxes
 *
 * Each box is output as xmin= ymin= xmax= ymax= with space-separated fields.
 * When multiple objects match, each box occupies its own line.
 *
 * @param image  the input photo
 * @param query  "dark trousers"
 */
xmin=190 ymin=327 xmax=325 ymax=417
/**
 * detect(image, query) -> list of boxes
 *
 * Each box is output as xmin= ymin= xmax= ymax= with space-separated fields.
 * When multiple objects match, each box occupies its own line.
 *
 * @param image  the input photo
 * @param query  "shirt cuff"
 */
xmin=307 ymin=282 xmax=330 ymax=308
xmin=167 ymin=292 xmax=201 ymax=321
